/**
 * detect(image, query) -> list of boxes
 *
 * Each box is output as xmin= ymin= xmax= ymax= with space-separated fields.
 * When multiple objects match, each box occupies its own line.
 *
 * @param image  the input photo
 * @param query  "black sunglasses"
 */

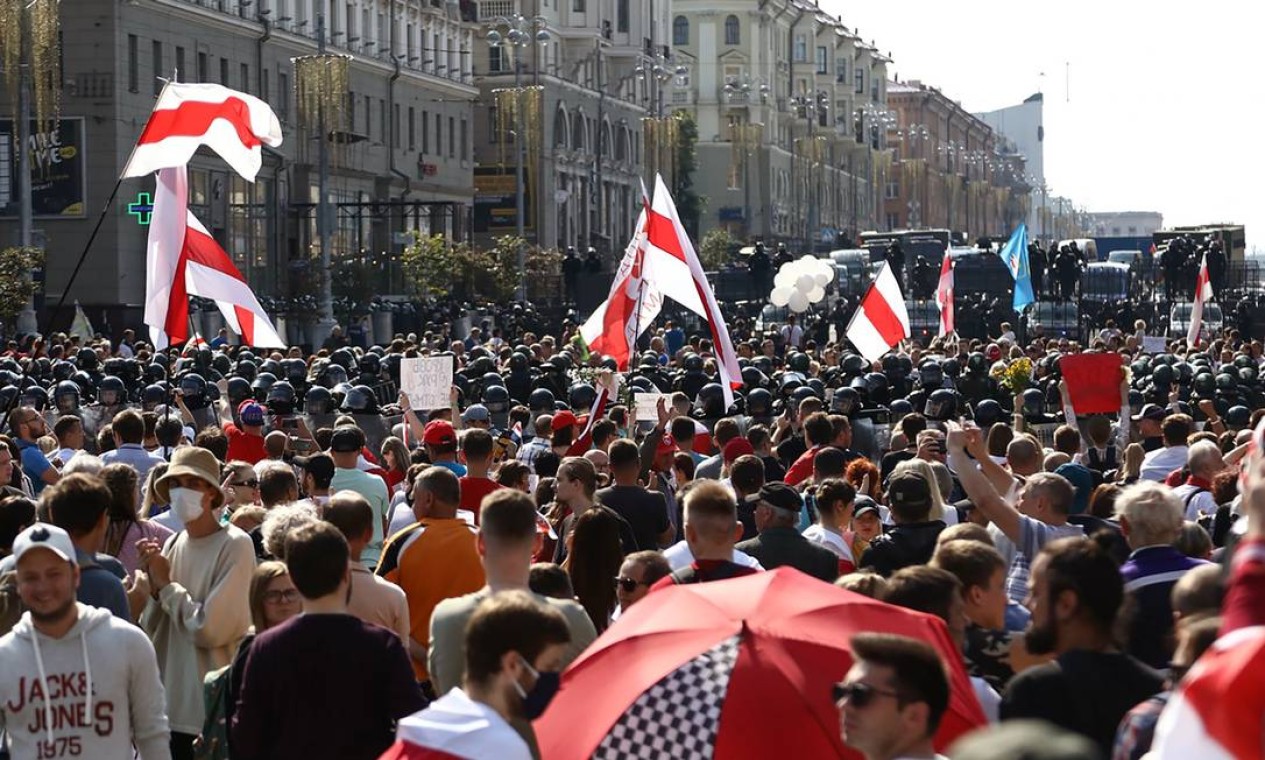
xmin=233 ymin=479 xmax=260 ymax=489
xmin=832 ymin=681 xmax=902 ymax=708
xmin=615 ymin=576 xmax=646 ymax=593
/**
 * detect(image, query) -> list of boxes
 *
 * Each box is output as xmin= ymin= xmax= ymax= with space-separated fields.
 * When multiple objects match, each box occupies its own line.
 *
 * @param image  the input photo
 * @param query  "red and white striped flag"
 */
xmin=579 ymin=183 xmax=661 ymax=369
xmin=936 ymin=252 xmax=954 ymax=337
xmin=1187 ymin=252 xmax=1213 ymax=348
xmin=846 ymin=261 xmax=910 ymax=362
xmin=122 ymin=83 xmax=283 ymax=181
xmin=643 ymin=174 xmax=742 ymax=409
xmin=182 ymin=332 xmax=208 ymax=355
xmin=146 ymin=167 xmax=285 ymax=349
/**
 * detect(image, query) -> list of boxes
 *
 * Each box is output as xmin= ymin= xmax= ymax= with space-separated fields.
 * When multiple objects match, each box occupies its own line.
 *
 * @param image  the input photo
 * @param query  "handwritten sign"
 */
xmin=1141 ymin=336 xmax=1167 ymax=354
xmin=635 ymin=392 xmax=670 ymax=423
xmin=401 ymin=357 xmax=452 ymax=410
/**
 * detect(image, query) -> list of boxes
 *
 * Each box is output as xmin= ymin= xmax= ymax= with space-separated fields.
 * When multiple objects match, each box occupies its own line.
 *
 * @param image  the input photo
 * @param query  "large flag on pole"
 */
xmin=69 ymin=302 xmax=95 ymax=340
xmin=121 ymin=83 xmax=283 ymax=181
xmin=643 ymin=175 xmax=742 ymax=409
xmin=1188 ymin=252 xmax=1213 ymax=348
xmin=579 ymin=183 xmax=662 ymax=370
xmin=146 ymin=167 xmax=286 ymax=349
xmin=846 ymin=261 xmax=910 ymax=362
xmin=998 ymin=223 xmax=1034 ymax=312
xmin=936 ymin=252 xmax=954 ymax=337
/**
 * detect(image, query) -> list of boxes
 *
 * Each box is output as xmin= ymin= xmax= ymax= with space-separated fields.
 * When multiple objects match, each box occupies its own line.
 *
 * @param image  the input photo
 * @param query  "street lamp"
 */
xmin=790 ymin=90 xmax=829 ymax=249
xmin=723 ymin=75 xmax=769 ymax=104
xmin=487 ymin=15 xmax=550 ymax=300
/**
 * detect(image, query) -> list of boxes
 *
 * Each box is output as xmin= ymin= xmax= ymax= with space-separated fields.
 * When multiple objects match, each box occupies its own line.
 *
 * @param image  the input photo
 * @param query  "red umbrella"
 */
xmin=535 ymin=567 xmax=986 ymax=759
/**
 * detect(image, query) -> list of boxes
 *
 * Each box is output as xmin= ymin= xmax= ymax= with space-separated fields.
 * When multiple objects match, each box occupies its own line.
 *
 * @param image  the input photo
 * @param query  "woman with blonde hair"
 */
xmin=1117 ymin=442 xmax=1144 ymax=485
xmin=890 ymin=458 xmax=956 ymax=525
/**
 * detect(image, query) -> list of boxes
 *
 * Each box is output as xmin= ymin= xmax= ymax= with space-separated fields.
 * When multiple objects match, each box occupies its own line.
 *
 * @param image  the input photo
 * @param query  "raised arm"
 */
xmin=947 ymin=424 xmax=1022 ymax=542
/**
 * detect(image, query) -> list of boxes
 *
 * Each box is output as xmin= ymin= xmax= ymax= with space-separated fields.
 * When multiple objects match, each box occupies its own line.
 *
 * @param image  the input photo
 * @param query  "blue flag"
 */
xmin=998 ymin=223 xmax=1034 ymax=312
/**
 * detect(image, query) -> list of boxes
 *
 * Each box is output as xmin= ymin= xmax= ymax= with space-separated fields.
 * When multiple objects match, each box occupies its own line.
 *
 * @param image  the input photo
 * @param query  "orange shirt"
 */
xmin=378 ymin=517 xmax=484 ymax=681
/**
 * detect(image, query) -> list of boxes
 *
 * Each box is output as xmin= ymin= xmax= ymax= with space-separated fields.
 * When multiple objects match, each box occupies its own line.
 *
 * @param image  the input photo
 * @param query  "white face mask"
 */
xmin=169 ymin=486 xmax=206 ymax=525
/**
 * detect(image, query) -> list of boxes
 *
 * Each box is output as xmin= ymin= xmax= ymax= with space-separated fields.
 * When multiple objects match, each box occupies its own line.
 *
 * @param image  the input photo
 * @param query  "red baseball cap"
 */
xmin=551 ymin=410 xmax=578 ymax=432
xmin=423 ymin=420 xmax=457 ymax=447
xmin=722 ymin=438 xmax=755 ymax=463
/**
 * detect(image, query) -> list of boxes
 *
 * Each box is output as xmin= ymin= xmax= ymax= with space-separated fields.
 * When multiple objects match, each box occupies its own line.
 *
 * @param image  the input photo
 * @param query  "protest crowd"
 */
xmin=0 ymin=294 xmax=1260 ymax=760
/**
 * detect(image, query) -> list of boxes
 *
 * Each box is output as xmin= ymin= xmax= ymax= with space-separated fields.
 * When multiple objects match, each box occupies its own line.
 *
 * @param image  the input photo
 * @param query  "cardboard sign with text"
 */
xmin=400 ymin=357 xmax=453 ymax=410
xmin=635 ymin=393 xmax=671 ymax=424
xmin=1141 ymin=336 xmax=1167 ymax=354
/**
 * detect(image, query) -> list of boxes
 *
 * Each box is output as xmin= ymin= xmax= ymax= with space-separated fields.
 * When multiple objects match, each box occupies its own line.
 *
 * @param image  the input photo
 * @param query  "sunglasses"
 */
xmin=831 ymin=681 xmax=902 ymax=708
xmin=615 ymin=576 xmax=646 ymax=593
xmin=233 ymin=479 xmax=260 ymax=489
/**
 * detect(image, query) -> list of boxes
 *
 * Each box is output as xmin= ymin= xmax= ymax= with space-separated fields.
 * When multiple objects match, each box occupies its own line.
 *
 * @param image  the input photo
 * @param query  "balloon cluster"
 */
xmin=770 ymin=256 xmax=834 ymax=313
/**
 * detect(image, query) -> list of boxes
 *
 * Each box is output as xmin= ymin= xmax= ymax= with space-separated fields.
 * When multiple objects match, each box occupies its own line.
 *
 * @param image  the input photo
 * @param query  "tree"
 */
xmin=698 ymin=228 xmax=736 ymax=271
xmin=672 ymin=110 xmax=703 ymax=241
xmin=0 ymin=247 xmax=42 ymax=329
xmin=401 ymin=234 xmax=560 ymax=303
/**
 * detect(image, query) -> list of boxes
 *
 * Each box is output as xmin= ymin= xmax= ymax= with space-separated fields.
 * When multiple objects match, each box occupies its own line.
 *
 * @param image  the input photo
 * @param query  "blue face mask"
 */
xmin=513 ymin=655 xmax=561 ymax=719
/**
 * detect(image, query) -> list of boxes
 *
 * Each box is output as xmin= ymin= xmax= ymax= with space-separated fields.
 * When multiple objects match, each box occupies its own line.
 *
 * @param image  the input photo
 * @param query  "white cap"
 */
xmin=11 ymin=523 xmax=77 ymax=567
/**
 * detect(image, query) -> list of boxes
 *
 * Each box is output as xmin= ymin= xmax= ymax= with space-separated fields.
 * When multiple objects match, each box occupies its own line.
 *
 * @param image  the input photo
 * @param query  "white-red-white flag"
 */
xmin=579 ymin=183 xmax=661 ymax=369
xmin=936 ymin=252 xmax=954 ymax=337
xmin=146 ymin=167 xmax=285 ymax=349
xmin=643 ymin=174 xmax=742 ymax=409
xmin=122 ymin=83 xmax=282 ymax=181
xmin=846 ymin=261 xmax=910 ymax=362
xmin=1187 ymin=252 xmax=1213 ymax=348
xmin=182 ymin=332 xmax=208 ymax=355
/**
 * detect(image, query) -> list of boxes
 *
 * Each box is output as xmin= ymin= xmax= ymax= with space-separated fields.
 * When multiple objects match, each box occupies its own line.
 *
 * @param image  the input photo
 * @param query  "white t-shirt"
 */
xmin=662 ymin=540 xmax=764 ymax=571
xmin=802 ymin=524 xmax=854 ymax=564
xmin=780 ymin=323 xmax=804 ymax=348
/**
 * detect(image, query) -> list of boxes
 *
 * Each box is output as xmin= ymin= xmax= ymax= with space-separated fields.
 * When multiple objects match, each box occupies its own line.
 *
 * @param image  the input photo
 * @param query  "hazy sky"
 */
xmin=823 ymin=1 xmax=1265 ymax=251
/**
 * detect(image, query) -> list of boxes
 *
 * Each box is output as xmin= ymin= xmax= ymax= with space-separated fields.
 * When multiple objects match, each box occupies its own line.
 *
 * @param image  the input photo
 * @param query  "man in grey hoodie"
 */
xmin=0 ymin=523 xmax=171 ymax=759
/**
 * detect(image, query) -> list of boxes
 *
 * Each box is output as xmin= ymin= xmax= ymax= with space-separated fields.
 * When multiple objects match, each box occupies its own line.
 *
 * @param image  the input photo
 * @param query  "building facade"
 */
xmin=668 ymin=0 xmax=892 ymax=250
xmin=882 ymin=79 xmax=1027 ymax=241
xmin=469 ymin=0 xmax=665 ymax=256
xmin=0 ymin=0 xmax=480 ymax=331
xmin=1085 ymin=211 xmax=1164 ymax=239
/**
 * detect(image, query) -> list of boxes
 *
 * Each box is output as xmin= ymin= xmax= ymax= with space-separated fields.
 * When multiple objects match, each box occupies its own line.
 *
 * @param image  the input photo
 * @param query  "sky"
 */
xmin=821 ymin=0 xmax=1265 ymax=252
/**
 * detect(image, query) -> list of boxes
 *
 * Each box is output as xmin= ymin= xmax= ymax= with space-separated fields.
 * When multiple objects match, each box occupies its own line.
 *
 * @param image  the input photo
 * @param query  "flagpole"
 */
xmin=43 ymin=78 xmax=175 ymax=337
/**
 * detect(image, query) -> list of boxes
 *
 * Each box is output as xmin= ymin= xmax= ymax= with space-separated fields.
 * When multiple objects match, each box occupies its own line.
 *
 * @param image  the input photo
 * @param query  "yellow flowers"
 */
xmin=990 ymin=356 xmax=1033 ymax=395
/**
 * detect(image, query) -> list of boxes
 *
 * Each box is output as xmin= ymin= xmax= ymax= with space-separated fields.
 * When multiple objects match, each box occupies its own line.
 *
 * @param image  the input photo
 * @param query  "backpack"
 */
xmin=192 ymin=664 xmax=232 ymax=760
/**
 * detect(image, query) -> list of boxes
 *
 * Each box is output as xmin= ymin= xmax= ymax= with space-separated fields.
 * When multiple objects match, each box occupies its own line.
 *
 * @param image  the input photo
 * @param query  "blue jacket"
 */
xmin=1120 ymin=545 xmax=1209 ymax=669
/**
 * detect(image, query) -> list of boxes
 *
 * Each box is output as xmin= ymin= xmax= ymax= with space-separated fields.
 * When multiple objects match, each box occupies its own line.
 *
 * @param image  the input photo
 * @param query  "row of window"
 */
xmin=672 ymin=15 xmax=742 ymax=46
xmin=128 ymin=35 xmax=469 ymax=160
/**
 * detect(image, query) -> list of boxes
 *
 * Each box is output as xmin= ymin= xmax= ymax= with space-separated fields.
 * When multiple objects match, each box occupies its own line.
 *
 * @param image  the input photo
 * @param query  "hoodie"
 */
xmin=0 ymin=603 xmax=171 ymax=759
xmin=380 ymin=688 xmax=530 ymax=760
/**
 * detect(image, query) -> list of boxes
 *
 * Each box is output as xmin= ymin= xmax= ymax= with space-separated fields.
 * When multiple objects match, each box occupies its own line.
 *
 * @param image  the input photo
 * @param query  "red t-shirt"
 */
xmin=224 ymin=422 xmax=267 ymax=464
xmin=458 ymin=476 xmax=505 ymax=521
xmin=784 ymin=445 xmax=822 ymax=487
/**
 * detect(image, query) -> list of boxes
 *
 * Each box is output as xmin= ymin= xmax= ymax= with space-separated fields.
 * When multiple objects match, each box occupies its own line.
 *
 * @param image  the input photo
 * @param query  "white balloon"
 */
xmin=770 ymin=286 xmax=792 ymax=307
xmin=788 ymin=290 xmax=809 ymax=312
xmin=774 ymin=269 xmax=795 ymax=289
xmin=799 ymin=254 xmax=816 ymax=265
xmin=813 ymin=265 xmax=832 ymax=287
xmin=796 ymin=274 xmax=816 ymax=292
xmin=807 ymin=285 xmax=826 ymax=303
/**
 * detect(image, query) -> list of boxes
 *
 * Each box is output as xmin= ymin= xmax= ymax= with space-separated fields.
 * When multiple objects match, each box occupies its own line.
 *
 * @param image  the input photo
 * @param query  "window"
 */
xmin=422 ymin=110 xmax=429 ymax=153
xmin=488 ymin=45 xmax=506 ymax=73
xmin=854 ymin=68 xmax=864 ymax=94
xmin=278 ymin=71 xmax=289 ymax=120
xmin=127 ymin=35 xmax=138 ymax=92
xmin=152 ymin=41 xmax=163 ymax=95
xmin=176 ymin=47 xmax=186 ymax=81
xmin=394 ymin=103 xmax=400 ymax=143
xmin=448 ymin=116 xmax=455 ymax=157
xmin=241 ymin=63 xmax=250 ymax=93
xmin=836 ymin=57 xmax=846 ymax=83
xmin=435 ymin=113 xmax=442 ymax=157
xmin=816 ymin=46 xmax=827 ymax=74
xmin=672 ymin=16 xmax=688 ymax=46
xmin=220 ymin=58 xmax=229 ymax=85
xmin=572 ymin=0 xmax=584 ymax=12
xmin=617 ymin=0 xmax=629 ymax=33
xmin=724 ymin=15 xmax=739 ymax=45
xmin=460 ymin=119 xmax=468 ymax=160
xmin=198 ymin=52 xmax=208 ymax=83
xmin=886 ymin=213 xmax=899 ymax=230
xmin=793 ymin=35 xmax=806 ymax=62
xmin=262 ymin=69 xmax=270 ymax=102
xmin=380 ymin=99 xmax=387 ymax=142
xmin=885 ymin=179 xmax=898 ymax=199
xmin=365 ymin=95 xmax=372 ymax=136
xmin=408 ymin=107 xmax=416 ymax=150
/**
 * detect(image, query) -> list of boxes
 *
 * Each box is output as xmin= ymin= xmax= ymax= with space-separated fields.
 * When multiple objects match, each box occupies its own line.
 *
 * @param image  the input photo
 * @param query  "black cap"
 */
xmin=330 ymin=426 xmax=365 ymax=453
xmin=757 ymin=482 xmax=803 ymax=513
xmin=1132 ymin=403 xmax=1166 ymax=423
xmin=292 ymin=452 xmax=335 ymax=483
xmin=887 ymin=472 xmax=932 ymax=513
xmin=852 ymin=496 xmax=881 ymax=519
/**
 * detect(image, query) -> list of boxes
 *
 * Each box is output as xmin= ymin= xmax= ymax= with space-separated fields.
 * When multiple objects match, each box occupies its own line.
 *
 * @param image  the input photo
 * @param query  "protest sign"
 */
xmin=1061 ymin=353 xmax=1125 ymax=414
xmin=1141 ymin=336 xmax=1167 ymax=354
xmin=635 ymin=393 xmax=671 ymax=423
xmin=401 ymin=357 xmax=453 ymax=410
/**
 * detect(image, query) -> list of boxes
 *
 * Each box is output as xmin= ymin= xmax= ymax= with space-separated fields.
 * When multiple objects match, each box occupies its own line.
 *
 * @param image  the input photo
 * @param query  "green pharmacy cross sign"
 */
xmin=128 ymin=192 xmax=155 ymax=225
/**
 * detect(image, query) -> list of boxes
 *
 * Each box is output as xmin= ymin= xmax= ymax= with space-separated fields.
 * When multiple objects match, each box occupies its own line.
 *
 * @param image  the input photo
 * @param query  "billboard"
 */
xmin=473 ymin=165 xmax=533 ymax=233
xmin=0 ymin=117 xmax=87 ymax=219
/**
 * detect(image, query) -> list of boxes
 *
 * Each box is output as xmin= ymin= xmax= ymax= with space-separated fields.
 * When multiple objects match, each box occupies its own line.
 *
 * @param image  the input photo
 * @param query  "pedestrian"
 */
xmin=0 ymin=523 xmax=171 ymax=759
xmin=835 ymin=633 xmax=950 ymax=760
xmin=231 ymin=522 xmax=424 ymax=760
xmin=137 ymin=447 xmax=255 ymax=760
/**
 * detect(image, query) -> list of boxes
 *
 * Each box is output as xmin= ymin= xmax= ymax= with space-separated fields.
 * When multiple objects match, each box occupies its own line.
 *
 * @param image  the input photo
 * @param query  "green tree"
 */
xmin=672 ymin=110 xmax=703 ymax=241
xmin=0 ymin=247 xmax=42 ymax=329
xmin=698 ymin=228 xmax=736 ymax=271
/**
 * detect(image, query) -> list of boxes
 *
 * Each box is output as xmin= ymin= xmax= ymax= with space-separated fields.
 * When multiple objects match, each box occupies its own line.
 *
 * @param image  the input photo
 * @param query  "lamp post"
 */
xmin=723 ymin=76 xmax=768 ymax=240
xmin=634 ymin=51 xmax=684 ymax=183
xmin=790 ymin=89 xmax=829 ymax=251
xmin=486 ymin=15 xmax=550 ymax=300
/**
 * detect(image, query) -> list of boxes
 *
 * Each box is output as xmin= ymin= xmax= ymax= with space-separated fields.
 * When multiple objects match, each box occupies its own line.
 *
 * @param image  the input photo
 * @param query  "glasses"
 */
xmin=832 ymin=681 xmax=903 ymax=708
xmin=615 ymin=576 xmax=647 ymax=593
xmin=263 ymin=588 xmax=300 ymax=605
xmin=233 ymin=479 xmax=260 ymax=489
